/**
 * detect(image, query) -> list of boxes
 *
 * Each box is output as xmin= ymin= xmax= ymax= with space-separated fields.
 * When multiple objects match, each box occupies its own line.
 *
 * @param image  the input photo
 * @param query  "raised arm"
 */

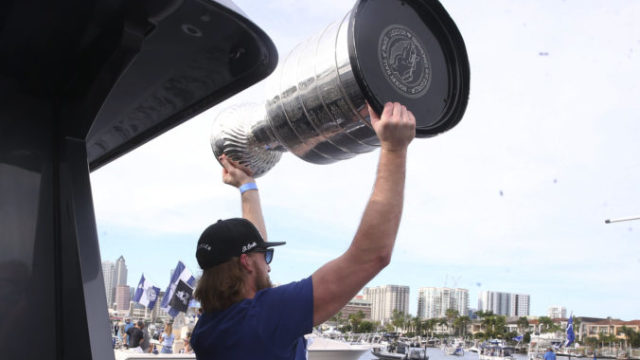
xmin=311 ymin=102 xmax=416 ymax=325
xmin=219 ymin=155 xmax=267 ymax=240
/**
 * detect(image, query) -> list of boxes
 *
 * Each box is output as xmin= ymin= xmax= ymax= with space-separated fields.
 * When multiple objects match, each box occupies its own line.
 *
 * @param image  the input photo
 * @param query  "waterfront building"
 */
xmin=340 ymin=295 xmax=372 ymax=320
xmin=363 ymin=285 xmax=410 ymax=324
xmin=478 ymin=290 xmax=530 ymax=317
xmin=115 ymin=285 xmax=131 ymax=311
xmin=583 ymin=319 xmax=640 ymax=340
xmin=101 ymin=260 xmax=115 ymax=309
xmin=417 ymin=287 xmax=469 ymax=319
xmin=548 ymin=305 xmax=567 ymax=319
xmin=129 ymin=302 xmax=150 ymax=321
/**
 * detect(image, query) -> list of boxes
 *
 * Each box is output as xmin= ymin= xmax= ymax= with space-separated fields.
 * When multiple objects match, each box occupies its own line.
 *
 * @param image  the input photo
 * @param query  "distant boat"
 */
xmin=528 ymin=333 xmax=584 ymax=360
xmin=442 ymin=339 xmax=465 ymax=356
xmin=371 ymin=341 xmax=429 ymax=360
xmin=479 ymin=339 xmax=516 ymax=360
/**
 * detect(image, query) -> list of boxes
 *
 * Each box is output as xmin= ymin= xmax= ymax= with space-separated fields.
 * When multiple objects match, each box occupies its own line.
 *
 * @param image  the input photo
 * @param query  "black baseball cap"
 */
xmin=196 ymin=218 xmax=285 ymax=270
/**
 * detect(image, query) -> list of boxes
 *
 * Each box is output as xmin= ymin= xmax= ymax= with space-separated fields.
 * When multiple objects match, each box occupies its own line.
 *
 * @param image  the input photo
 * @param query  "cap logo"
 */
xmin=378 ymin=24 xmax=431 ymax=98
xmin=198 ymin=243 xmax=212 ymax=251
xmin=241 ymin=241 xmax=257 ymax=253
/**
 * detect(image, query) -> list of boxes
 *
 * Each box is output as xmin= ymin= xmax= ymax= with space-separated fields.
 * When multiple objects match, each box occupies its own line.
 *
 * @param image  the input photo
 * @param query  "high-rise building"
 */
xmin=115 ymin=285 xmax=131 ymax=311
xmin=113 ymin=256 xmax=127 ymax=308
xmin=548 ymin=305 xmax=567 ymax=319
xmin=101 ymin=260 xmax=115 ymax=308
xmin=510 ymin=293 xmax=530 ymax=317
xmin=417 ymin=287 xmax=469 ymax=319
xmin=363 ymin=285 xmax=410 ymax=324
xmin=478 ymin=291 xmax=530 ymax=317
xmin=114 ymin=255 xmax=128 ymax=287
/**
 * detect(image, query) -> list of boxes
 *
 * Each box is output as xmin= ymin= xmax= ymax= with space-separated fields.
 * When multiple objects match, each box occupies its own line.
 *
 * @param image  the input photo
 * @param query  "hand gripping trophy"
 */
xmin=210 ymin=0 xmax=470 ymax=177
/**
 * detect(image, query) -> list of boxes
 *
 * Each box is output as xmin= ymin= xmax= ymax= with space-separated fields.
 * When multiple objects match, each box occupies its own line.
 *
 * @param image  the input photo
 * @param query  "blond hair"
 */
xmin=194 ymin=258 xmax=246 ymax=312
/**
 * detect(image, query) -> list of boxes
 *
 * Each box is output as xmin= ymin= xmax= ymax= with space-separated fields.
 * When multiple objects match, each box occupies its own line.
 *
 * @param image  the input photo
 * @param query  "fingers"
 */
xmin=382 ymin=102 xmax=393 ymax=120
xmin=219 ymin=154 xmax=232 ymax=170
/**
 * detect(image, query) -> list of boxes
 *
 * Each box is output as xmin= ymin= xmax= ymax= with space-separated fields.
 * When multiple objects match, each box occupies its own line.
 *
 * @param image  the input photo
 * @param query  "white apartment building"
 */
xmin=478 ymin=291 xmax=530 ymax=317
xmin=510 ymin=293 xmax=530 ymax=317
xmin=363 ymin=285 xmax=410 ymax=324
xmin=548 ymin=305 xmax=567 ymax=319
xmin=417 ymin=287 xmax=469 ymax=319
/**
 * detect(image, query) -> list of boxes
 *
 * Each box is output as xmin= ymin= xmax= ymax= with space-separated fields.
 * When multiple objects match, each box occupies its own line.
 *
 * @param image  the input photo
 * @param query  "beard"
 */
xmin=254 ymin=267 xmax=273 ymax=291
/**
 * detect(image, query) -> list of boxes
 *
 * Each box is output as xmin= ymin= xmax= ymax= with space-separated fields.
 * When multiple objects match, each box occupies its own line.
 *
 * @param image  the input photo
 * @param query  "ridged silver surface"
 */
xmin=211 ymin=9 xmax=379 ymax=177
xmin=210 ymin=103 xmax=284 ymax=178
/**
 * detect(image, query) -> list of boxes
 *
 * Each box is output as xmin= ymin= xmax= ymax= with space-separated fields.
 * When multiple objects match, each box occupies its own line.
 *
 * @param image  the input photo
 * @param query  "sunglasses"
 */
xmin=251 ymin=248 xmax=274 ymax=264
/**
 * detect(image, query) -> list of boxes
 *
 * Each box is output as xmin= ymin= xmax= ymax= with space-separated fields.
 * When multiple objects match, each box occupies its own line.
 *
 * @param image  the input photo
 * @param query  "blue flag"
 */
xmin=132 ymin=273 xmax=161 ymax=309
xmin=565 ymin=314 xmax=575 ymax=347
xmin=513 ymin=335 xmax=523 ymax=342
xmin=161 ymin=261 xmax=196 ymax=317
xmin=132 ymin=274 xmax=145 ymax=303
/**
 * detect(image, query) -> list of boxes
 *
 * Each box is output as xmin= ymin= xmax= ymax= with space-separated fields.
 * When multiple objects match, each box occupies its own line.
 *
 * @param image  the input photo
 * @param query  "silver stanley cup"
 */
xmin=211 ymin=0 xmax=470 ymax=177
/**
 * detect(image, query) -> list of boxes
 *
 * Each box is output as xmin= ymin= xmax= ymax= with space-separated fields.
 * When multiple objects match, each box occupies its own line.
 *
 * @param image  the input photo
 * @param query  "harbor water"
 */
xmin=358 ymin=348 xmax=529 ymax=360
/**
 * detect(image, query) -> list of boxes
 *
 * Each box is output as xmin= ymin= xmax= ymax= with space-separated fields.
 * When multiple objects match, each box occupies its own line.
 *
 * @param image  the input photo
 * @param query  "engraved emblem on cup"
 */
xmin=378 ymin=25 xmax=431 ymax=98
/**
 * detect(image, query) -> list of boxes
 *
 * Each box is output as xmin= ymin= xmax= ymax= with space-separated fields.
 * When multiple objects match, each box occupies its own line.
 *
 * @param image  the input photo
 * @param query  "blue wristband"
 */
xmin=239 ymin=182 xmax=258 ymax=194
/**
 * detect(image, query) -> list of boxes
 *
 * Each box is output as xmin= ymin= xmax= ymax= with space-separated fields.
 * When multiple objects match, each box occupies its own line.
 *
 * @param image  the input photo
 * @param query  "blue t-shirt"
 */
xmin=544 ymin=351 xmax=557 ymax=360
xmin=191 ymin=276 xmax=313 ymax=359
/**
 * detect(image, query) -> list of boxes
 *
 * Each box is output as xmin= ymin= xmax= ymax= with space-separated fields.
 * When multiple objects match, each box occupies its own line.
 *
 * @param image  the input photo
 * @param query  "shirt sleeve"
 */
xmin=252 ymin=276 xmax=313 ymax=354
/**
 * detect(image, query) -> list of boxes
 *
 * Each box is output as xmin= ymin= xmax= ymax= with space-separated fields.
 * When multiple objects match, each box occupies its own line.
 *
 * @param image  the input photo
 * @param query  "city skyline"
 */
xmin=92 ymin=0 xmax=640 ymax=321
xmin=103 ymin=256 xmax=631 ymax=321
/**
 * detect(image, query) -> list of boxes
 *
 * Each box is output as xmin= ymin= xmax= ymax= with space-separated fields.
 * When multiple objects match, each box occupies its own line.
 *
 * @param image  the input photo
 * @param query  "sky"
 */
xmin=90 ymin=0 xmax=640 ymax=320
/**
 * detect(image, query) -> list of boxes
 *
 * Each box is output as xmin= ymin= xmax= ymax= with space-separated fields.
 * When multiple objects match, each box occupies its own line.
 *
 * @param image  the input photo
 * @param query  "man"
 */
xmin=124 ymin=320 xmax=145 ymax=352
xmin=139 ymin=321 xmax=151 ymax=353
xmin=544 ymin=347 xmax=557 ymax=360
xmin=123 ymin=318 xmax=133 ymax=346
xmin=191 ymin=102 xmax=416 ymax=359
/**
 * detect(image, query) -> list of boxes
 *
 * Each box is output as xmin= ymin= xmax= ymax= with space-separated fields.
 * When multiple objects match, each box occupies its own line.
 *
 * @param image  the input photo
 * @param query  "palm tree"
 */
xmin=391 ymin=309 xmax=406 ymax=332
xmin=445 ymin=309 xmax=459 ymax=335
xmin=538 ymin=316 xmax=556 ymax=333
xmin=439 ymin=317 xmax=449 ymax=335
xmin=454 ymin=316 xmax=471 ymax=338
xmin=517 ymin=317 xmax=529 ymax=335
xmin=349 ymin=311 xmax=365 ymax=333
xmin=412 ymin=316 xmax=423 ymax=336
xmin=424 ymin=319 xmax=437 ymax=338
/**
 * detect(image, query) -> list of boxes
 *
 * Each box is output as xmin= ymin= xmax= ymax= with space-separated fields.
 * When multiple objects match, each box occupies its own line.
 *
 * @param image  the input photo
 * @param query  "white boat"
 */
xmin=371 ymin=341 xmax=429 ymax=360
xmin=114 ymin=335 xmax=370 ymax=360
xmin=442 ymin=339 xmax=465 ymax=356
xmin=479 ymin=339 xmax=516 ymax=360
xmin=307 ymin=335 xmax=372 ymax=360
xmin=528 ymin=333 xmax=566 ymax=360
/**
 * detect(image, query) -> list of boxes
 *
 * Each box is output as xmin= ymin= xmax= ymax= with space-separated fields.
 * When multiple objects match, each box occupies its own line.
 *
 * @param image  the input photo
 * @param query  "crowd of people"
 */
xmin=112 ymin=317 xmax=193 ymax=354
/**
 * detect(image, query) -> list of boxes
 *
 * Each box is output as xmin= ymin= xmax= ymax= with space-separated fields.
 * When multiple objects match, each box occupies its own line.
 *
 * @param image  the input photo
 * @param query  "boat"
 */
xmin=479 ymin=339 xmax=516 ymax=360
xmin=442 ymin=339 xmax=465 ymax=356
xmin=371 ymin=341 xmax=429 ymax=360
xmin=114 ymin=335 xmax=370 ymax=360
xmin=528 ymin=333 xmax=585 ymax=360
xmin=307 ymin=335 xmax=372 ymax=360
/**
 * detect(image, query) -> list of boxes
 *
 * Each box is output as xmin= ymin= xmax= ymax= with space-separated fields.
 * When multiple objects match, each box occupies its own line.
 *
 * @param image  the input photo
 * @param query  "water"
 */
xmin=358 ymin=348 xmax=529 ymax=360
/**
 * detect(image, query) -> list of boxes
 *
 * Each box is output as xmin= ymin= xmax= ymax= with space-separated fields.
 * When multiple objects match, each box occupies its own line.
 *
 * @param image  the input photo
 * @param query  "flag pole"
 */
xmin=604 ymin=215 xmax=640 ymax=224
